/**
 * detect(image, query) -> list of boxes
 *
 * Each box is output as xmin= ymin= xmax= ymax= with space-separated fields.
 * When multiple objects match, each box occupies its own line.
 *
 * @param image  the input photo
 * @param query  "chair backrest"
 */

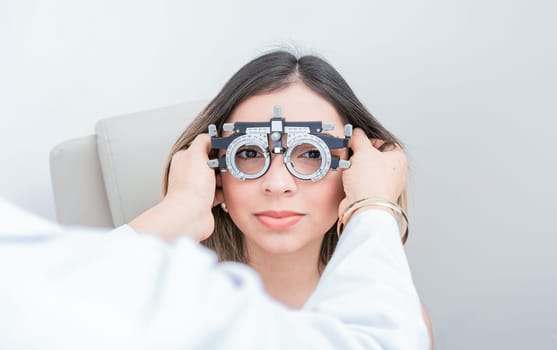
xmin=50 ymin=100 xmax=207 ymax=227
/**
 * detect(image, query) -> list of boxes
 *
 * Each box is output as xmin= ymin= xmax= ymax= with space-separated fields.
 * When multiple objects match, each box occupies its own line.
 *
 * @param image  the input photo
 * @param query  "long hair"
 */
xmin=162 ymin=50 xmax=406 ymax=268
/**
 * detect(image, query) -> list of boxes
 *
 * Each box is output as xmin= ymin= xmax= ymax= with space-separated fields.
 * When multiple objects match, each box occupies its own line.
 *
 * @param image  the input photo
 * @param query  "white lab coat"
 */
xmin=0 ymin=198 xmax=429 ymax=349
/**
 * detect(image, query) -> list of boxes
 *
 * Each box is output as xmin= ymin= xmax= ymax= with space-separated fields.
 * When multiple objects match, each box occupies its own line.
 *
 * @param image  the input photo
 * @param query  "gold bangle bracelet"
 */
xmin=337 ymin=198 xmax=409 ymax=242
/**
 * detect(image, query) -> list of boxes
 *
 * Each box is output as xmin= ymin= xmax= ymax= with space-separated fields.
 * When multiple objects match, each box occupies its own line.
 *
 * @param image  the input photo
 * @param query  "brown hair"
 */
xmin=162 ymin=50 xmax=406 ymax=268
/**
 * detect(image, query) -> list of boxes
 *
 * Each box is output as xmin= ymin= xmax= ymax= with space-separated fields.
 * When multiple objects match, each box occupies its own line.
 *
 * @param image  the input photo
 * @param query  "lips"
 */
xmin=254 ymin=211 xmax=304 ymax=230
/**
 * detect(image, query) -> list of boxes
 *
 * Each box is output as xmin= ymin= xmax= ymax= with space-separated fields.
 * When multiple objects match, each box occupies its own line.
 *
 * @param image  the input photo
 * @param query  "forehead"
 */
xmin=227 ymin=83 xmax=344 ymax=137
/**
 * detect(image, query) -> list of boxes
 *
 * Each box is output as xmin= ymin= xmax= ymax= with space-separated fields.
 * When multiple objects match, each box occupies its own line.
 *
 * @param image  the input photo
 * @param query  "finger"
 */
xmin=370 ymin=138 xmax=385 ymax=149
xmin=380 ymin=142 xmax=399 ymax=152
xmin=349 ymin=128 xmax=374 ymax=152
xmin=370 ymin=138 xmax=401 ymax=152
xmin=392 ymin=148 xmax=408 ymax=168
xmin=383 ymin=148 xmax=408 ymax=175
xmin=188 ymin=133 xmax=212 ymax=156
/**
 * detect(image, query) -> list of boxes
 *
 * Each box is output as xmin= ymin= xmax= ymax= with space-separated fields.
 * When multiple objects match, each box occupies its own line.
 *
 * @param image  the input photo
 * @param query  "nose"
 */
xmin=260 ymin=153 xmax=297 ymax=195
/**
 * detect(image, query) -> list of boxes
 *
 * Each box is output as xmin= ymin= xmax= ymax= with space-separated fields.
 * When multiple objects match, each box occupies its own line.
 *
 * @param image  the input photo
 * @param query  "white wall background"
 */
xmin=1 ymin=0 xmax=556 ymax=348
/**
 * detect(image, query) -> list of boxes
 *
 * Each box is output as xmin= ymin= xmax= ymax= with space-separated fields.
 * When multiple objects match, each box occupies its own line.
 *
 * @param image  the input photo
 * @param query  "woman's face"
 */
xmin=220 ymin=82 xmax=346 ymax=257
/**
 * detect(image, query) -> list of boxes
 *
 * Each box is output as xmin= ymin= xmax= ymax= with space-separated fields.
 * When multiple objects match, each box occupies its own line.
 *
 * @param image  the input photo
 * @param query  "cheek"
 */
xmin=221 ymin=175 xmax=243 ymax=203
xmin=221 ymin=175 xmax=258 ymax=214
xmin=308 ymin=175 xmax=344 ymax=215
xmin=326 ymin=172 xmax=345 ymax=200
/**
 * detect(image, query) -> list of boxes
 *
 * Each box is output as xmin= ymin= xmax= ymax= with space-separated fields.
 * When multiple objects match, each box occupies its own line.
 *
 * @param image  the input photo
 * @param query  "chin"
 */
xmin=258 ymin=240 xmax=304 ymax=255
xmin=248 ymin=232 xmax=324 ymax=257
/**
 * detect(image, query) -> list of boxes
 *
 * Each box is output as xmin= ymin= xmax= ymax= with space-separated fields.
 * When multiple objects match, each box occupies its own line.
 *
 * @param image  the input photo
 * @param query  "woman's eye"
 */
xmin=299 ymin=149 xmax=321 ymax=159
xmin=237 ymin=148 xmax=262 ymax=159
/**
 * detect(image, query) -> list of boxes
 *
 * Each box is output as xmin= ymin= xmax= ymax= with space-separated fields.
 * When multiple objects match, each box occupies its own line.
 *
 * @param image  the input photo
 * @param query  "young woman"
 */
xmin=131 ymin=50 xmax=433 ymax=347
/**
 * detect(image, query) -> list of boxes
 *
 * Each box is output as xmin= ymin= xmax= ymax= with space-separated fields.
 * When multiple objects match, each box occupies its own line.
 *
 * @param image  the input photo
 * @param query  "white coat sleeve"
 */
xmin=0 ymin=198 xmax=428 ymax=350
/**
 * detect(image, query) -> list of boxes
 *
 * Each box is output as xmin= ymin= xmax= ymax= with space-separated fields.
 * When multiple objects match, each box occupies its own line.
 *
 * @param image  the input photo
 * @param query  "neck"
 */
xmin=246 ymin=239 xmax=323 ymax=309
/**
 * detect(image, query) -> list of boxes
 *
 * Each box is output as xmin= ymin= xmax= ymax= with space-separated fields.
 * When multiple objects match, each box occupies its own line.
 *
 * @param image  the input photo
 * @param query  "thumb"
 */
xmin=349 ymin=128 xmax=372 ymax=152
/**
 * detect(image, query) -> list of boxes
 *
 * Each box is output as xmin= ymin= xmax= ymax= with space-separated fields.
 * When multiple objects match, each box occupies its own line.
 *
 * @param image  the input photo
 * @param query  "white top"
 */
xmin=0 ymin=198 xmax=429 ymax=349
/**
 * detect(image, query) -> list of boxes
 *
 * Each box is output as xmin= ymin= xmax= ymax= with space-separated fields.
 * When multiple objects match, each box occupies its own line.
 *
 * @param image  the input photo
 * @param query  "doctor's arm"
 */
xmin=0 ymin=131 xmax=428 ymax=349
xmin=0 ymin=202 xmax=428 ymax=349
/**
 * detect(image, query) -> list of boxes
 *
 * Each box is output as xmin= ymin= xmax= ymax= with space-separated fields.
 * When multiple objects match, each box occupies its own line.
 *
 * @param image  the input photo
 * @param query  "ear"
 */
xmin=213 ymin=172 xmax=225 ymax=208
xmin=216 ymin=172 xmax=223 ymax=188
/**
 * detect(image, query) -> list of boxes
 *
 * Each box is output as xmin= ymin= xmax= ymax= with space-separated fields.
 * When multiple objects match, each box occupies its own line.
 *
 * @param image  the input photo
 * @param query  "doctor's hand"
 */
xmin=339 ymin=128 xmax=408 ymax=216
xmin=130 ymin=134 xmax=221 ymax=242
